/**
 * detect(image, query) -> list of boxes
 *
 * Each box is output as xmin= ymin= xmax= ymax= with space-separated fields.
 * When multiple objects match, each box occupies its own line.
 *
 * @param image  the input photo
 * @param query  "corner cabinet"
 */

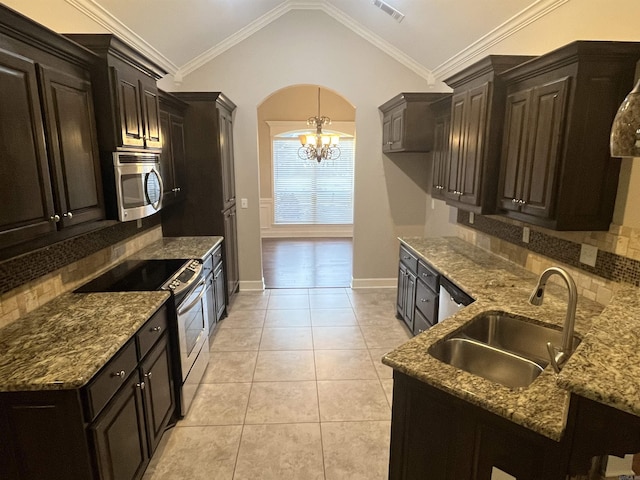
xmin=380 ymin=93 xmax=451 ymax=153
xmin=0 ymin=6 xmax=104 ymax=251
xmin=159 ymin=90 xmax=188 ymax=206
xmin=65 ymin=34 xmax=167 ymax=152
xmin=161 ymin=92 xmax=239 ymax=304
xmin=497 ymin=41 xmax=640 ymax=230
xmin=0 ymin=304 xmax=176 ymax=480
xmin=441 ymin=56 xmax=533 ymax=213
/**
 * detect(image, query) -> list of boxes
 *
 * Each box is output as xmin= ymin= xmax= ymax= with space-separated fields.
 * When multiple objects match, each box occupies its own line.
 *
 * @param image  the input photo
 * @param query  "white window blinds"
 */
xmin=273 ymin=137 xmax=354 ymax=225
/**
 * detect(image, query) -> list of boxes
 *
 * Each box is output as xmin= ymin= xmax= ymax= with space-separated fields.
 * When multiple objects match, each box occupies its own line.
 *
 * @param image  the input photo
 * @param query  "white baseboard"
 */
xmin=350 ymin=278 xmax=397 ymax=289
xmin=239 ymin=279 xmax=265 ymax=291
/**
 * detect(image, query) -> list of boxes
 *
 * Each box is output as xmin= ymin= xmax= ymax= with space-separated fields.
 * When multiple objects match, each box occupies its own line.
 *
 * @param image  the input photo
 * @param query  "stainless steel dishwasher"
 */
xmin=438 ymin=276 xmax=473 ymax=323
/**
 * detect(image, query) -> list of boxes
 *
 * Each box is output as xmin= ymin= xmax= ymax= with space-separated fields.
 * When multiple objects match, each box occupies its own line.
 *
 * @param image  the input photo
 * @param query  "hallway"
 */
xmin=143 ymin=287 xmax=409 ymax=479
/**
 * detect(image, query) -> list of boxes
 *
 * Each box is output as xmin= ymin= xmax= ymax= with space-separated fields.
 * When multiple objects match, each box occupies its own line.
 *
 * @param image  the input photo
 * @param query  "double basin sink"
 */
xmin=428 ymin=311 xmax=580 ymax=389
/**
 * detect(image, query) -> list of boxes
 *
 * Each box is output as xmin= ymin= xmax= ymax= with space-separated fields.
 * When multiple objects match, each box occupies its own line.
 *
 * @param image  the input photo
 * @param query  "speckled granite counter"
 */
xmin=383 ymin=236 xmax=605 ymax=441
xmin=134 ymin=236 xmax=223 ymax=261
xmin=0 ymin=291 xmax=169 ymax=391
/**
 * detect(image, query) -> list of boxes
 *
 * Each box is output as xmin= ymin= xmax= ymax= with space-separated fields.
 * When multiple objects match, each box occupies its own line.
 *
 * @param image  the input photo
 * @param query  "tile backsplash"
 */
xmin=0 ymin=224 xmax=163 ymax=329
xmin=456 ymin=211 xmax=640 ymax=305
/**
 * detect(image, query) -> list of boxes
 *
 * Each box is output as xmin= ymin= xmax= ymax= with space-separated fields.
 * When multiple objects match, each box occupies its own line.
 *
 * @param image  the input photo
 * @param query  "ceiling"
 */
xmin=68 ymin=0 xmax=550 ymax=81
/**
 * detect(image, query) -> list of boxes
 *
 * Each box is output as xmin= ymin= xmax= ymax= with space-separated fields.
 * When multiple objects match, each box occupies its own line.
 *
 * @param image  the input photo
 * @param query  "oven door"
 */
xmin=176 ymin=278 xmax=209 ymax=380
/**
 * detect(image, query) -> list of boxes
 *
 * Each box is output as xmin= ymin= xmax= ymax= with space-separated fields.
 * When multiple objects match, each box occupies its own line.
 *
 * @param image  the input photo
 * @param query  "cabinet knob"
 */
xmin=422 ymin=273 xmax=431 ymax=278
xmin=63 ymin=212 xmax=73 ymax=219
xmin=144 ymin=372 xmax=153 ymax=379
xmin=512 ymin=198 xmax=518 ymax=204
xmin=519 ymin=199 xmax=526 ymax=205
xmin=151 ymin=326 xmax=162 ymax=332
xmin=418 ymin=329 xmax=425 ymax=333
xmin=136 ymin=381 xmax=146 ymax=390
xmin=112 ymin=370 xmax=126 ymax=378
xmin=386 ymin=141 xmax=393 ymax=145
xmin=420 ymin=298 xmax=429 ymax=303
xmin=50 ymin=214 xmax=60 ymax=223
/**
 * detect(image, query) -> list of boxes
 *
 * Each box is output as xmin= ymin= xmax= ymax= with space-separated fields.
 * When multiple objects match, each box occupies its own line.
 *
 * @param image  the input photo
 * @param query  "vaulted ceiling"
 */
xmin=65 ymin=0 xmax=550 ymax=82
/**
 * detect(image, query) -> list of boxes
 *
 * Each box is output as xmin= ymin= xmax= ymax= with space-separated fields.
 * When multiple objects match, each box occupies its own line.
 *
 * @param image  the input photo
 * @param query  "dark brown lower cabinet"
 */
xmin=0 ymin=306 xmax=175 ymax=480
xmin=389 ymin=371 xmax=640 ymax=480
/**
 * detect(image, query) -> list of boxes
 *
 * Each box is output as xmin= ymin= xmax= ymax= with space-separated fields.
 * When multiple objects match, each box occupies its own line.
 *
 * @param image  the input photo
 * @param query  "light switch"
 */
xmin=580 ymin=243 xmax=598 ymax=267
xmin=241 ymin=198 xmax=248 ymax=209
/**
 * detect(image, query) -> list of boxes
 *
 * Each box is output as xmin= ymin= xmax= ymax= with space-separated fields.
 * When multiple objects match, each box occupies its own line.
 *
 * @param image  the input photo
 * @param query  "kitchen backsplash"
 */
xmin=0 ymin=223 xmax=163 ymax=328
xmin=456 ymin=211 xmax=640 ymax=305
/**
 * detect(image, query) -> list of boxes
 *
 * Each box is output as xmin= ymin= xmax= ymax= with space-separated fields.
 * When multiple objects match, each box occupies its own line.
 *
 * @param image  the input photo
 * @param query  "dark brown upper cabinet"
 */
xmin=441 ymin=56 xmax=534 ymax=213
xmin=379 ymin=93 xmax=450 ymax=153
xmin=0 ymin=5 xmax=104 ymax=252
xmin=497 ymin=41 xmax=640 ymax=231
xmin=65 ymin=34 xmax=167 ymax=152
xmin=159 ymin=90 xmax=188 ymax=207
xmin=430 ymin=95 xmax=452 ymax=200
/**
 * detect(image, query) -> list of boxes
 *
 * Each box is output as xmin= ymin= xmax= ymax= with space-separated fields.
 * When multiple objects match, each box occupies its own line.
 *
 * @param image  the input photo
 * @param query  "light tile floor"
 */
xmin=143 ymin=287 xmax=409 ymax=480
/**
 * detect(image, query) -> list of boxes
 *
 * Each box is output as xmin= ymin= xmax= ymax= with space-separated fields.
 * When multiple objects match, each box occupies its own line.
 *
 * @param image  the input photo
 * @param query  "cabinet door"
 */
xmin=140 ymin=334 xmax=175 ymax=455
xmin=113 ymin=66 xmax=145 ymax=148
xmin=520 ymin=78 xmax=569 ymax=219
xmin=219 ymin=108 xmax=236 ymax=210
xmin=170 ymin=115 xmax=187 ymax=200
xmin=431 ymin=111 xmax=451 ymax=200
xmin=39 ymin=66 xmax=104 ymax=228
xmin=159 ymin=110 xmax=176 ymax=202
xmin=445 ymin=91 xmax=467 ymax=201
xmin=0 ymin=48 xmax=56 ymax=247
xmin=91 ymin=372 xmax=149 ymax=480
xmin=223 ymin=206 xmax=239 ymax=300
xmin=402 ymin=270 xmax=416 ymax=333
xmin=499 ymin=89 xmax=532 ymax=212
xmin=396 ymin=262 xmax=408 ymax=318
xmin=141 ymin=79 xmax=161 ymax=149
xmin=214 ymin=263 xmax=226 ymax=322
xmin=459 ymin=82 xmax=489 ymax=207
xmin=382 ymin=114 xmax=392 ymax=152
xmin=390 ymin=109 xmax=404 ymax=151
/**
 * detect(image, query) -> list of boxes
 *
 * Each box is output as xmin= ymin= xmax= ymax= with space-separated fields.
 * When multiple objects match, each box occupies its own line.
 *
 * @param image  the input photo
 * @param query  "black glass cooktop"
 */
xmin=75 ymin=259 xmax=188 ymax=293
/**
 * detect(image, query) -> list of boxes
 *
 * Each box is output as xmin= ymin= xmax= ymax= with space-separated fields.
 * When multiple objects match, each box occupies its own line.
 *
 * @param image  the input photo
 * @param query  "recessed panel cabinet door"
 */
xmin=39 ymin=66 xmax=104 ymax=228
xmin=112 ymin=66 xmax=145 ymax=148
xmin=499 ymin=89 xmax=532 ymax=212
xmin=141 ymin=80 xmax=162 ymax=149
xmin=0 ymin=48 xmax=56 ymax=247
xmin=459 ymin=82 xmax=489 ymax=207
xmin=445 ymin=92 xmax=467 ymax=201
xmin=521 ymin=77 xmax=569 ymax=219
xmin=219 ymin=108 xmax=236 ymax=210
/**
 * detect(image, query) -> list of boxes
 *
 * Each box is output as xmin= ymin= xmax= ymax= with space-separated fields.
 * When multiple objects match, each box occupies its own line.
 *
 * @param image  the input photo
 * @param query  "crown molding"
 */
xmin=176 ymin=0 xmax=435 ymax=83
xmin=432 ymin=0 xmax=570 ymax=81
xmin=65 ymin=0 xmax=179 ymax=74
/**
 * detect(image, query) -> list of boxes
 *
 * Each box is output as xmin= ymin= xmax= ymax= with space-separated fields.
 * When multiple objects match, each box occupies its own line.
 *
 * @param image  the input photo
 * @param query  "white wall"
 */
xmin=169 ymin=9 xmax=449 ymax=288
xmin=2 ymin=0 xmax=107 ymax=33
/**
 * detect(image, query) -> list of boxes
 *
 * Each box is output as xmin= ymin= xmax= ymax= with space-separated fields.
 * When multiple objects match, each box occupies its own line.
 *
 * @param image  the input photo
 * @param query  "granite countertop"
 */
xmin=134 ymin=236 xmax=223 ymax=261
xmin=383 ymin=236 xmax=607 ymax=441
xmin=0 ymin=291 xmax=169 ymax=392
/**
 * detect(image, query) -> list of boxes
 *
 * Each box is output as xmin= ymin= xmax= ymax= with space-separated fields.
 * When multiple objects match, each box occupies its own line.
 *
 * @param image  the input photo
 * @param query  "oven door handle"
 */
xmin=177 ymin=280 xmax=207 ymax=316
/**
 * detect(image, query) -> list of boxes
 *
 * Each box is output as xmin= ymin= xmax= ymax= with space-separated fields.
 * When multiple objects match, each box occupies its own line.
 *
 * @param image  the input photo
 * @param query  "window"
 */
xmin=273 ymin=133 xmax=354 ymax=225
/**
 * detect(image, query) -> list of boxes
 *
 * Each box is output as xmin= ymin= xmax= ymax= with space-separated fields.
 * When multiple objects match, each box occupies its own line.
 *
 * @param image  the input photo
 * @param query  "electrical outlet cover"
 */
xmin=522 ymin=226 xmax=530 ymax=244
xmin=580 ymin=244 xmax=598 ymax=267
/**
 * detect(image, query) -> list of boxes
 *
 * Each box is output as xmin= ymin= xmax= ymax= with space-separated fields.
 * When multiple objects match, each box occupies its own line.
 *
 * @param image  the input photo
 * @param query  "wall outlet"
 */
xmin=136 ymin=219 xmax=142 ymax=229
xmin=241 ymin=198 xmax=248 ymax=209
xmin=522 ymin=226 xmax=530 ymax=244
xmin=580 ymin=243 xmax=598 ymax=267
xmin=469 ymin=211 xmax=474 ymax=224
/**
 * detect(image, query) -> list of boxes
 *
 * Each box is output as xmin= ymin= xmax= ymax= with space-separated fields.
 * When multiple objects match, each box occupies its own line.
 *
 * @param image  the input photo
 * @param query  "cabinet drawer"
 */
xmin=85 ymin=340 xmax=137 ymax=421
xmin=136 ymin=305 xmax=169 ymax=360
xmin=399 ymin=245 xmax=418 ymax=274
xmin=417 ymin=261 xmax=439 ymax=292
xmin=211 ymin=244 xmax=223 ymax=268
xmin=414 ymin=308 xmax=435 ymax=335
xmin=415 ymin=280 xmax=437 ymax=325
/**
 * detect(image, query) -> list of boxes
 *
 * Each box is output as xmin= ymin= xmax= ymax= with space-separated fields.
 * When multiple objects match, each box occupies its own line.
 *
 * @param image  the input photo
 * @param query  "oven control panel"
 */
xmin=162 ymin=260 xmax=203 ymax=294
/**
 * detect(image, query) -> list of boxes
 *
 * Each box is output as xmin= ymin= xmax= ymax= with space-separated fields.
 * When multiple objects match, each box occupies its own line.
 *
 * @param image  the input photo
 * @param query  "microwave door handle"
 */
xmin=177 ymin=280 xmax=207 ymax=315
xmin=151 ymin=167 xmax=164 ymax=208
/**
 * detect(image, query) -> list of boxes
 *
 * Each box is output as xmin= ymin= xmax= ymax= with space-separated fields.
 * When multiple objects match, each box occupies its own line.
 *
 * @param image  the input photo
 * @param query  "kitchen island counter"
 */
xmin=383 ymin=236 xmax=606 ymax=440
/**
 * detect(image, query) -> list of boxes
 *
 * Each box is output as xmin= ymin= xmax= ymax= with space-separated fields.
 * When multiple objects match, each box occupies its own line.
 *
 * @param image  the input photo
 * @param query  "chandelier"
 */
xmin=298 ymin=88 xmax=341 ymax=163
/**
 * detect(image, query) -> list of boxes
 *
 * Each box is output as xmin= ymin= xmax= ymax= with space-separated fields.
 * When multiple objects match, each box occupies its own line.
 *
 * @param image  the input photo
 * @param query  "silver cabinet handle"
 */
xmin=63 ymin=212 xmax=73 ymax=219
xmin=386 ymin=141 xmax=393 ymax=145
xmin=113 ymin=370 xmax=125 ymax=378
xmin=136 ymin=381 xmax=145 ymax=390
xmin=151 ymin=326 xmax=162 ymax=332
xmin=512 ymin=198 xmax=518 ymax=204
xmin=144 ymin=372 xmax=153 ymax=379
xmin=519 ymin=199 xmax=526 ymax=205
xmin=420 ymin=298 xmax=429 ymax=303
xmin=50 ymin=214 xmax=60 ymax=223
xmin=422 ymin=272 xmax=431 ymax=278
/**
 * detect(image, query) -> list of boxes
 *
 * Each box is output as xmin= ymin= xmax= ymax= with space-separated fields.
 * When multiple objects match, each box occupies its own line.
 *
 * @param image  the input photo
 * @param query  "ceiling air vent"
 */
xmin=372 ymin=0 xmax=405 ymax=23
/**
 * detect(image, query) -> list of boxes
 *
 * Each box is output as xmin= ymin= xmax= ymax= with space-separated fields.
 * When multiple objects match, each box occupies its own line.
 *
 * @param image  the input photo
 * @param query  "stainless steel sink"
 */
xmin=429 ymin=338 xmax=545 ymax=388
xmin=428 ymin=311 xmax=581 ymax=388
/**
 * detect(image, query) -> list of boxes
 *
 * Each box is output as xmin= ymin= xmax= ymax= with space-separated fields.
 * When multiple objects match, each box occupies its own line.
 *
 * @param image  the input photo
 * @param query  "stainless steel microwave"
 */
xmin=112 ymin=152 xmax=164 ymax=221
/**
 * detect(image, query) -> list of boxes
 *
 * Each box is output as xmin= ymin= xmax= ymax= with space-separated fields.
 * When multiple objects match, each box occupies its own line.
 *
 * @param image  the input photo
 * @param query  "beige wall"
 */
xmin=258 ymin=85 xmax=355 ymax=199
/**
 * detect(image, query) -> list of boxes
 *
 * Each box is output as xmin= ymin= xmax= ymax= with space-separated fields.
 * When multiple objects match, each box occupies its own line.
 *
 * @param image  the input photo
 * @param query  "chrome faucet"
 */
xmin=529 ymin=267 xmax=577 ymax=373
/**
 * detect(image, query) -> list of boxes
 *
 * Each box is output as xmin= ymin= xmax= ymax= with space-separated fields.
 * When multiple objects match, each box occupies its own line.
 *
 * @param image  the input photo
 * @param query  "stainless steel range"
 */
xmin=75 ymin=258 xmax=210 ymax=416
